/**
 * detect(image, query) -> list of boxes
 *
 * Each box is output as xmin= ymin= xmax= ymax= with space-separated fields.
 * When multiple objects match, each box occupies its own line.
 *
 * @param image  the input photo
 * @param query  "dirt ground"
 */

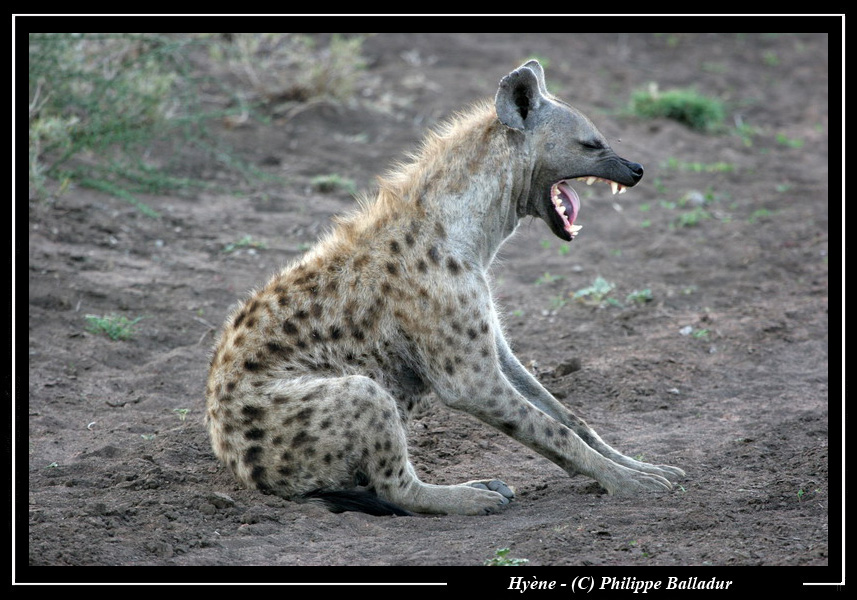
xmin=22 ymin=31 xmax=839 ymax=587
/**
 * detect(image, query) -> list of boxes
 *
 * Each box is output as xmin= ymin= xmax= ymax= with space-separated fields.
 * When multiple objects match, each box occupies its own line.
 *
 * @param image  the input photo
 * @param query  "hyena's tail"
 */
xmin=302 ymin=489 xmax=412 ymax=517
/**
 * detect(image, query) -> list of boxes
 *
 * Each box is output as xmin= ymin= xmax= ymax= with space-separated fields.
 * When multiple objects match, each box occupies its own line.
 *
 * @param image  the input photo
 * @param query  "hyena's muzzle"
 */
xmin=547 ymin=153 xmax=644 ymax=242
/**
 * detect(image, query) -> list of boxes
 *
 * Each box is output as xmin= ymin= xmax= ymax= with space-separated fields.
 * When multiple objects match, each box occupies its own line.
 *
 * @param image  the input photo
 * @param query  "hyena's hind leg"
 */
xmin=265 ymin=375 xmax=514 ymax=516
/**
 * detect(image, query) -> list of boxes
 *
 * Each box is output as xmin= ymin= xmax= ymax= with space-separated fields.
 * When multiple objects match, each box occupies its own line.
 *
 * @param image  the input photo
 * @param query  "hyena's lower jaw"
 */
xmin=549 ymin=176 xmax=630 ymax=242
xmin=550 ymin=180 xmax=581 ymax=241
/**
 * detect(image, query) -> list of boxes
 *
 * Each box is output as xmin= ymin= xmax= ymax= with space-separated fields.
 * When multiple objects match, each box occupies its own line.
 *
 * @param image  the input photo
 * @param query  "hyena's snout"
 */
xmin=617 ymin=156 xmax=644 ymax=186
xmin=605 ymin=154 xmax=644 ymax=188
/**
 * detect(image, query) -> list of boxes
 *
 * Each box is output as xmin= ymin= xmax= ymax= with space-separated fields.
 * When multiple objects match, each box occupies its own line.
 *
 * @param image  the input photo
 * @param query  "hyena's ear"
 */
xmin=495 ymin=60 xmax=548 ymax=131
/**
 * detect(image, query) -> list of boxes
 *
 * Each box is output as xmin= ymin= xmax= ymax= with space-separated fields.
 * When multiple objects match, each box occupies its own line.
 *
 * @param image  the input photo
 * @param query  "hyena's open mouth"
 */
xmin=549 ymin=177 xmax=628 ymax=241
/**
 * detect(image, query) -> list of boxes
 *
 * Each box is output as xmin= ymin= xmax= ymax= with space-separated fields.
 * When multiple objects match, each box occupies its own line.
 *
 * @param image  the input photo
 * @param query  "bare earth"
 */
xmin=23 ymin=31 xmax=839 ymax=588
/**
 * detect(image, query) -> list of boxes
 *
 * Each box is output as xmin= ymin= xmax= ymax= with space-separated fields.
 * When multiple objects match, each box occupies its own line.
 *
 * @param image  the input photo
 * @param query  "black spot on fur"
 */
xmin=283 ymin=320 xmax=299 ymax=336
xmin=427 ymin=246 xmax=441 ymax=265
xmin=446 ymin=257 xmax=461 ymax=274
xmin=244 ymin=359 xmax=262 ymax=372
xmin=266 ymin=340 xmax=293 ymax=359
xmin=244 ymin=445 xmax=264 ymax=464
xmin=250 ymin=465 xmax=266 ymax=484
xmin=444 ymin=358 xmax=455 ymax=375
xmin=389 ymin=240 xmax=401 ymax=254
xmin=296 ymin=407 xmax=315 ymax=421
xmin=241 ymin=405 xmax=266 ymax=422
xmin=291 ymin=430 xmax=317 ymax=448
xmin=245 ymin=427 xmax=265 ymax=440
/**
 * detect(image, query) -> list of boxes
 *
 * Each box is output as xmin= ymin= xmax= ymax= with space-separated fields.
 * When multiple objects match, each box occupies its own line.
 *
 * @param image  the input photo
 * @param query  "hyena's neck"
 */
xmin=370 ymin=102 xmax=528 ymax=269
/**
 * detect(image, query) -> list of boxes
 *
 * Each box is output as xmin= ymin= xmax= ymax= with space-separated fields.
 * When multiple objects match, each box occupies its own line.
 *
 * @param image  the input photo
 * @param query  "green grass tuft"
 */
xmin=84 ymin=314 xmax=143 ymax=340
xmin=629 ymin=84 xmax=725 ymax=132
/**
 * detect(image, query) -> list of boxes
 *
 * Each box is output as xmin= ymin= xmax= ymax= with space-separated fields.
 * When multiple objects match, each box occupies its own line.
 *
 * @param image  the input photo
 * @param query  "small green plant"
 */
xmin=762 ymin=50 xmax=780 ymax=67
xmin=484 ymin=548 xmax=529 ymax=566
xmin=311 ymin=173 xmax=357 ymax=195
xmin=662 ymin=157 xmax=735 ymax=173
xmin=572 ymin=276 xmax=616 ymax=305
xmin=672 ymin=206 xmax=710 ymax=228
xmin=629 ymin=84 xmax=725 ymax=132
xmin=549 ymin=295 xmax=568 ymax=310
xmin=173 ymin=408 xmax=191 ymax=422
xmin=626 ymin=288 xmax=653 ymax=304
xmin=85 ymin=314 xmax=143 ymax=340
xmin=748 ymin=208 xmax=774 ymax=223
xmin=222 ymin=235 xmax=268 ymax=253
xmin=775 ymin=132 xmax=804 ymax=148
xmin=535 ymin=272 xmax=563 ymax=285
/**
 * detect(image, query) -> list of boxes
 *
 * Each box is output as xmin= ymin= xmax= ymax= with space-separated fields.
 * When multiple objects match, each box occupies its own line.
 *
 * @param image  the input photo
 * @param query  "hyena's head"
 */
xmin=495 ymin=60 xmax=644 ymax=242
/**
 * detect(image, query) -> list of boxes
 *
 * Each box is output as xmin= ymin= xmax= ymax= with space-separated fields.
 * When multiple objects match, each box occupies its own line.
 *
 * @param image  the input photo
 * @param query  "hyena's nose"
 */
xmin=627 ymin=161 xmax=644 ymax=184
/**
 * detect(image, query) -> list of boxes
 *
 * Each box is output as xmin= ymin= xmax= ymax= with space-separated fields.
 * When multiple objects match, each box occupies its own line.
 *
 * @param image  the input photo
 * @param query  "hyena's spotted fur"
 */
xmin=206 ymin=60 xmax=684 ymax=516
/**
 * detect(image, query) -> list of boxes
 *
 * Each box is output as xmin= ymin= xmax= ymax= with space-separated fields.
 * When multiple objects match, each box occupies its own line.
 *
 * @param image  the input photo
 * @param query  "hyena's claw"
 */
xmin=654 ymin=464 xmax=686 ymax=480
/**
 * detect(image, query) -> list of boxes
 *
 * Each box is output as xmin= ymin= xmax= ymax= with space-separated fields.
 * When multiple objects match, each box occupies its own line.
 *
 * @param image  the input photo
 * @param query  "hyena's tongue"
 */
xmin=552 ymin=180 xmax=582 ymax=239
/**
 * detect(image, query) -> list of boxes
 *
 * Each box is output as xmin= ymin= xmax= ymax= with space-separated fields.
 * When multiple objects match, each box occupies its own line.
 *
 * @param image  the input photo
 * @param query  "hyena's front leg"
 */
xmin=495 ymin=336 xmax=686 ymax=483
xmin=428 ymin=346 xmax=674 ymax=495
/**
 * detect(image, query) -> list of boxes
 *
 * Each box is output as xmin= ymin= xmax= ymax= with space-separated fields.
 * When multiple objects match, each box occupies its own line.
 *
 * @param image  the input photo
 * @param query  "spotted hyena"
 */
xmin=205 ymin=60 xmax=685 ymax=516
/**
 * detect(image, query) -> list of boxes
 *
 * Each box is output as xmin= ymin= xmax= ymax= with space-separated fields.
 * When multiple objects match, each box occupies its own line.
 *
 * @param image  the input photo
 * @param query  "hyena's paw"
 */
xmin=650 ymin=464 xmax=686 ymax=480
xmin=627 ymin=460 xmax=686 ymax=482
xmin=608 ymin=451 xmax=686 ymax=483
xmin=464 ymin=479 xmax=516 ymax=502
xmin=601 ymin=466 xmax=674 ymax=496
xmin=439 ymin=479 xmax=515 ymax=515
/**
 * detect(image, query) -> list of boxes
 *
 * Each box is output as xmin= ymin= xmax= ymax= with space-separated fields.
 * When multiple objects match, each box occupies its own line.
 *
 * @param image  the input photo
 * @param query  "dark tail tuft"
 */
xmin=303 ymin=489 xmax=412 ymax=517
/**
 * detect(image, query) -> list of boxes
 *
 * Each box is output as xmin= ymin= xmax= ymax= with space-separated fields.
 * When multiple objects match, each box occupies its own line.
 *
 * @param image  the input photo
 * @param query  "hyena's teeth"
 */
xmin=619 ymin=186 xmax=627 ymax=194
xmin=586 ymin=177 xmax=597 ymax=185
xmin=570 ymin=224 xmax=582 ymax=233
xmin=610 ymin=181 xmax=619 ymax=195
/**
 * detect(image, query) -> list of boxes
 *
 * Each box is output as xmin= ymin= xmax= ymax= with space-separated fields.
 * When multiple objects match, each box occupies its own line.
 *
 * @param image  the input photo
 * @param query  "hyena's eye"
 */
xmin=580 ymin=139 xmax=605 ymax=150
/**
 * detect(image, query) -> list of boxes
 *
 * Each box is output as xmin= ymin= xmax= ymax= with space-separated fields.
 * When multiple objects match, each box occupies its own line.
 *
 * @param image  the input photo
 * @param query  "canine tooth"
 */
xmin=586 ymin=177 xmax=596 ymax=185
xmin=570 ymin=224 xmax=582 ymax=232
xmin=618 ymin=185 xmax=627 ymax=194
xmin=610 ymin=181 xmax=619 ymax=195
